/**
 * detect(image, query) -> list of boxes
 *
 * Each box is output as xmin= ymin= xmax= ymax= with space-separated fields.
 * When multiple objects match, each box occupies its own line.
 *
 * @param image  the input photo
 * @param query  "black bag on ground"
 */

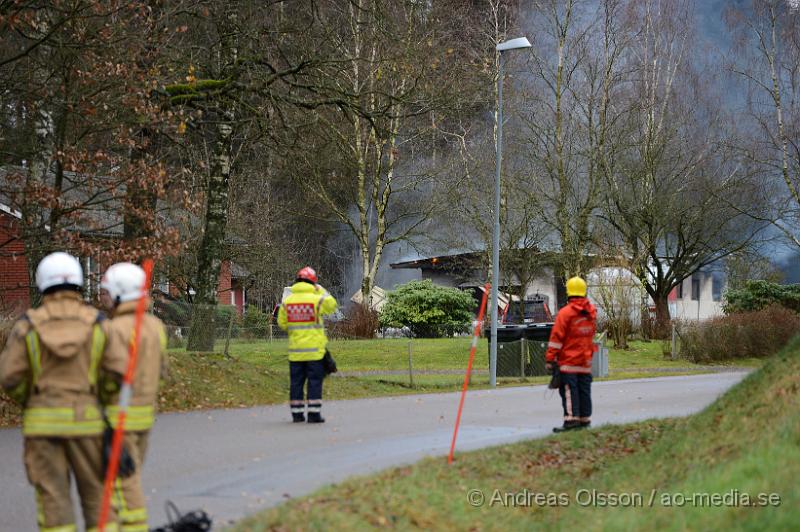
xmin=548 ymin=366 xmax=561 ymax=390
xmin=323 ymin=349 xmax=338 ymax=376
xmin=151 ymin=501 xmax=212 ymax=532
xmin=102 ymin=417 xmax=136 ymax=479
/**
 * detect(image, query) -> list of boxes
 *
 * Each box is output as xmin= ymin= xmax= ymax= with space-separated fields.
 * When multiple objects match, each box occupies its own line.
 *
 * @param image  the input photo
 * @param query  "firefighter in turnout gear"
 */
xmin=545 ymin=276 xmax=597 ymax=433
xmin=277 ymin=267 xmax=338 ymax=423
xmin=0 ymin=252 xmax=125 ymax=531
xmin=100 ymin=262 xmax=168 ymax=532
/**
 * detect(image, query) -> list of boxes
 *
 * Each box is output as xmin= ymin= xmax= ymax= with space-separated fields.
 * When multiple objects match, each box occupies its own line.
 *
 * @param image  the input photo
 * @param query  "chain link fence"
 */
xmin=495 ymin=330 xmax=550 ymax=378
xmin=153 ymin=301 xmax=610 ymax=384
xmin=494 ymin=326 xmax=609 ymax=378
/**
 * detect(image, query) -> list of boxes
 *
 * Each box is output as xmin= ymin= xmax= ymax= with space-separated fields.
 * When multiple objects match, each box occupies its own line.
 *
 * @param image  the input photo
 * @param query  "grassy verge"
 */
xmin=608 ymin=340 xmax=763 ymax=370
xmin=234 ymin=339 xmax=800 ymax=531
xmin=0 ymin=339 xmax=761 ymax=428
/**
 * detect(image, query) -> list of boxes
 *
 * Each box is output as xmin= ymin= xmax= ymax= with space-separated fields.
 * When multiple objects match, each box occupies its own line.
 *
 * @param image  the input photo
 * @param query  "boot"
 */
xmin=292 ymin=413 xmax=305 ymax=423
xmin=579 ymin=420 xmax=591 ymax=429
xmin=553 ymin=420 xmax=581 ymax=433
xmin=307 ymin=412 xmax=325 ymax=424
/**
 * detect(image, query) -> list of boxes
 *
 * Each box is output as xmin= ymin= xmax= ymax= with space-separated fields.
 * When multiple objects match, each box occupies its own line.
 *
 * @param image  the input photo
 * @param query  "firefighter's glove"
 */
xmin=102 ymin=426 xmax=136 ymax=479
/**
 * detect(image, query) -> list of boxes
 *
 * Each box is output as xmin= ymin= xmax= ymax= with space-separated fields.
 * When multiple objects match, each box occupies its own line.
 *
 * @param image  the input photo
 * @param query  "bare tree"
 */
xmin=283 ymin=0 xmax=488 ymax=306
xmin=726 ymin=0 xmax=800 ymax=247
xmin=516 ymin=0 xmax=630 ymax=280
xmin=601 ymin=0 xmax=768 ymax=334
xmin=0 ymin=1 xmax=185 ymax=304
xmin=161 ymin=1 xmax=350 ymax=349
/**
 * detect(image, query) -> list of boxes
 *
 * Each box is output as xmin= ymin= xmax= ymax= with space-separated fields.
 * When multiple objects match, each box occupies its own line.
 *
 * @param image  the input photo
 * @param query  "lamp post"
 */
xmin=490 ymin=36 xmax=531 ymax=388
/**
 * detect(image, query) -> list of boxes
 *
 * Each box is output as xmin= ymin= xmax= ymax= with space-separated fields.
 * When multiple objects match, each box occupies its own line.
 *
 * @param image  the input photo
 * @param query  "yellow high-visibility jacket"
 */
xmin=277 ymin=282 xmax=338 ymax=361
xmin=0 ymin=291 xmax=125 ymax=437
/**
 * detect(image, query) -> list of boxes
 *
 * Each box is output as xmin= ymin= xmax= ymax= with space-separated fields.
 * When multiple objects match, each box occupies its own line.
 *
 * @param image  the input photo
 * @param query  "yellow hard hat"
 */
xmin=566 ymin=276 xmax=587 ymax=298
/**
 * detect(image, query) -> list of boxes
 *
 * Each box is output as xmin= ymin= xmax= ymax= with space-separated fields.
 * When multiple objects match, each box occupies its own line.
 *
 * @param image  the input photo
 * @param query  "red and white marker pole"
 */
xmin=448 ymin=283 xmax=490 ymax=464
xmin=98 ymin=258 xmax=154 ymax=531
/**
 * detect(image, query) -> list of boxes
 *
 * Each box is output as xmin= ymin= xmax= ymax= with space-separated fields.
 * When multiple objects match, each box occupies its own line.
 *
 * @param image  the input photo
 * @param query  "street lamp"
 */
xmin=490 ymin=36 xmax=531 ymax=389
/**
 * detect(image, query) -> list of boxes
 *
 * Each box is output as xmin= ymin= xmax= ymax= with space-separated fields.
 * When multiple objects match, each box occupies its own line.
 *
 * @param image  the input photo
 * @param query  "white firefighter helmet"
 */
xmin=35 ymin=252 xmax=84 ymax=293
xmin=100 ymin=262 xmax=146 ymax=304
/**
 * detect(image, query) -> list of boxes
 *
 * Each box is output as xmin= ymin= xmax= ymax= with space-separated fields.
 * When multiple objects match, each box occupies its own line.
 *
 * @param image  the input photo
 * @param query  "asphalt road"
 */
xmin=0 ymin=372 xmax=748 ymax=531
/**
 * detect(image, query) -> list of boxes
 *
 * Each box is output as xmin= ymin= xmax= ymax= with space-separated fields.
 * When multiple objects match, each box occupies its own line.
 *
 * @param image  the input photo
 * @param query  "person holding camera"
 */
xmin=277 ymin=267 xmax=338 ymax=423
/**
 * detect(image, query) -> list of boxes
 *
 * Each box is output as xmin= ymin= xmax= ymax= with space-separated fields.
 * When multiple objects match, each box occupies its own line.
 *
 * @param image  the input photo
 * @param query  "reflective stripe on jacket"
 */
xmin=545 ymin=297 xmax=597 ymax=374
xmin=277 ymin=282 xmax=338 ymax=361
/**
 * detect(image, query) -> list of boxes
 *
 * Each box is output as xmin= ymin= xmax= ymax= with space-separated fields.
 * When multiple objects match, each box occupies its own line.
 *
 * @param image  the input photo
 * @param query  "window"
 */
xmin=691 ymin=276 xmax=701 ymax=301
xmin=712 ymin=273 xmax=723 ymax=302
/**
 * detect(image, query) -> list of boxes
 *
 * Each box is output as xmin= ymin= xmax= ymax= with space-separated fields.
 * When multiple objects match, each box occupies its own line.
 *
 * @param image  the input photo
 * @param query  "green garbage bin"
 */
xmin=523 ymin=323 xmax=553 ymax=376
xmin=490 ymin=324 xmax=555 ymax=377
xmin=490 ymin=325 xmax=525 ymax=377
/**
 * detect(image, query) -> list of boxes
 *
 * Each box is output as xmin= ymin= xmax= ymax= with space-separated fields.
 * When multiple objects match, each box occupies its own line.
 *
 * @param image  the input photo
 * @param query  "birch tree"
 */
xmin=602 ymin=0 xmax=767 ymax=334
xmin=517 ymin=0 xmax=628 ymax=280
xmin=726 ymin=0 xmax=800 ymax=247
xmin=287 ymin=0 xmax=482 ymax=306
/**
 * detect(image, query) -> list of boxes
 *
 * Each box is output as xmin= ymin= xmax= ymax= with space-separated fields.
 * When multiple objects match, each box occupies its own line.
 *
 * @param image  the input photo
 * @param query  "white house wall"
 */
xmin=586 ymin=267 xmax=723 ymax=323
xmin=522 ymin=274 xmax=557 ymax=309
xmin=402 ymin=260 xmax=723 ymax=323
xmin=586 ymin=267 xmax=644 ymax=325
xmin=669 ymin=274 xmax=723 ymax=321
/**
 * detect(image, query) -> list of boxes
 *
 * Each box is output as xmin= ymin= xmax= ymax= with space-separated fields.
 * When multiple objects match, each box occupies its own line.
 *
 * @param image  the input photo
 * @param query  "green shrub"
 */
xmin=723 ymin=280 xmax=800 ymax=314
xmin=379 ymin=280 xmax=476 ymax=338
xmin=242 ymin=305 xmax=269 ymax=338
xmin=679 ymin=305 xmax=800 ymax=362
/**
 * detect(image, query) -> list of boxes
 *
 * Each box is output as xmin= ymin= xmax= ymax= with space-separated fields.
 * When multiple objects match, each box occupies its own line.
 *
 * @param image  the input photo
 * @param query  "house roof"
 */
xmin=391 ymin=249 xmax=638 ymax=273
xmin=350 ymin=285 xmax=388 ymax=311
xmin=1 ymin=165 xmax=132 ymax=237
xmin=0 ymin=201 xmax=22 ymax=220
xmin=230 ymin=262 xmax=249 ymax=279
xmin=391 ymin=251 xmax=485 ymax=270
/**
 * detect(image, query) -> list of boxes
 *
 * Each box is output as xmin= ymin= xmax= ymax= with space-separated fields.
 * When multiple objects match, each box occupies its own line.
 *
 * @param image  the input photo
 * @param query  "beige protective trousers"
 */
xmin=112 ymin=432 xmax=150 ymax=532
xmin=24 ymin=436 xmax=118 ymax=532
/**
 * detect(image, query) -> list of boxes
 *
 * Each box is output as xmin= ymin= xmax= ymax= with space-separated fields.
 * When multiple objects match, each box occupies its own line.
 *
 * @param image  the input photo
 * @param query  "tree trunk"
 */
xmin=652 ymin=292 xmax=671 ymax=339
xmin=124 ymin=129 xmax=158 ymax=246
xmin=361 ymin=256 xmax=373 ymax=309
xmin=188 ymin=114 xmax=233 ymax=351
xmin=22 ymin=107 xmax=55 ymax=306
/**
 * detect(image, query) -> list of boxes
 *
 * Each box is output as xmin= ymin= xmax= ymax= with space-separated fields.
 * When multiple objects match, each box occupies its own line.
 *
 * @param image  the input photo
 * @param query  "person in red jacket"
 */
xmin=546 ymin=276 xmax=597 ymax=432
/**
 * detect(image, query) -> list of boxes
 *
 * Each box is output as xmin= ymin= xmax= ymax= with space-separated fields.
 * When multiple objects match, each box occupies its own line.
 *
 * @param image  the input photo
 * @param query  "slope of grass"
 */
xmin=233 ymin=339 xmax=800 ymax=531
xmin=157 ymin=351 xmax=498 ymax=413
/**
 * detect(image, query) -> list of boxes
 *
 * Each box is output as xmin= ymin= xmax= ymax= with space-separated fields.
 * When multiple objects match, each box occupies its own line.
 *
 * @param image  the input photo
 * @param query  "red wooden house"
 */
xmin=0 ymin=198 xmax=245 ymax=314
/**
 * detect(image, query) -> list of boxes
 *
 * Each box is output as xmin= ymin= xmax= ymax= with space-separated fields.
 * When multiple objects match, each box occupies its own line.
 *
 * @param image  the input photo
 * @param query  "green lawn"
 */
xmin=217 ymin=337 xmax=762 ymax=372
xmin=213 ymin=337 xmax=474 ymax=371
xmin=0 ymin=338 xmax=761 ymax=428
xmin=232 ymin=339 xmax=800 ymax=531
xmin=607 ymin=340 xmax=763 ymax=370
